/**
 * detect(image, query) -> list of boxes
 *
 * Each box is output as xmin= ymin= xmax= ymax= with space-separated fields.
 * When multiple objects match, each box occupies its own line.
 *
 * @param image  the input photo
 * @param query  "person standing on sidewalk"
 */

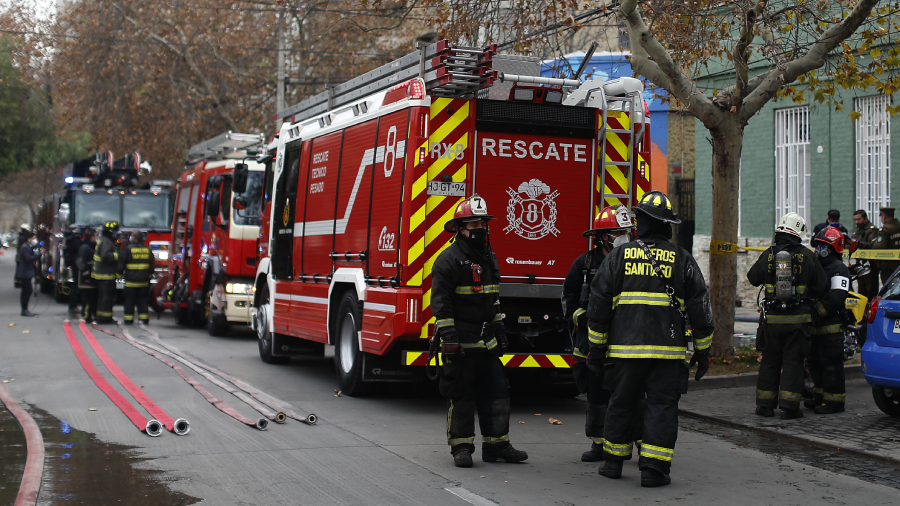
xmin=748 ymin=212 xmax=827 ymax=420
xmin=15 ymin=225 xmax=38 ymax=317
xmin=875 ymin=207 xmax=900 ymax=284
xmin=588 ymin=191 xmax=714 ymax=487
xmin=852 ymin=209 xmax=880 ymax=301
xmin=75 ymin=228 xmax=98 ymax=323
xmin=118 ymin=231 xmax=155 ymax=325
xmin=562 ymin=205 xmax=634 ymax=462
xmin=92 ymin=221 xmax=120 ymax=324
xmin=806 ymin=227 xmax=850 ymax=414
xmin=432 ymin=194 xmax=527 ymax=469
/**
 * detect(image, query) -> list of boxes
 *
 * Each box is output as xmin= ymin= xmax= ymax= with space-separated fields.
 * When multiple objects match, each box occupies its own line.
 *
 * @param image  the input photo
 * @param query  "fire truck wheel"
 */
xmin=206 ymin=291 xmax=230 ymax=337
xmin=334 ymin=290 xmax=366 ymax=396
xmin=257 ymin=285 xmax=288 ymax=364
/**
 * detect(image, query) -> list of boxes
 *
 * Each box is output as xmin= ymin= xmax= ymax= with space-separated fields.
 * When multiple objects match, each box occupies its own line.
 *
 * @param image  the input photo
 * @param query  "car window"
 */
xmin=880 ymin=270 xmax=900 ymax=300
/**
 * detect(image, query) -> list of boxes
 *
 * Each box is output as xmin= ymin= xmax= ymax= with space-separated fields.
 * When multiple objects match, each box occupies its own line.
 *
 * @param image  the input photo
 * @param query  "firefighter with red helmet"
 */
xmin=588 ymin=191 xmax=714 ymax=487
xmin=806 ymin=227 xmax=851 ymax=414
xmin=432 ymin=194 xmax=528 ymax=468
xmin=562 ymin=205 xmax=635 ymax=462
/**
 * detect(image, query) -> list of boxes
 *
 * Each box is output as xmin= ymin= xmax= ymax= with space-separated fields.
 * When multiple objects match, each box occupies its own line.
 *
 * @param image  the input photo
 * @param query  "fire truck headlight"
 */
xmin=226 ymin=283 xmax=253 ymax=294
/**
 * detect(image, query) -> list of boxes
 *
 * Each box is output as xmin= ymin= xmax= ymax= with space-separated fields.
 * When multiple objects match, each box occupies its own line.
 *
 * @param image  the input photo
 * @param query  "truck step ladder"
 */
xmin=599 ymin=94 xmax=642 ymax=210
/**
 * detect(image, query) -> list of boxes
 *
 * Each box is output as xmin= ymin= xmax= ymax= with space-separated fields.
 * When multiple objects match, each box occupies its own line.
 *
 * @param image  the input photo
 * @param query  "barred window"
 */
xmin=775 ymin=106 xmax=811 ymax=231
xmin=855 ymin=95 xmax=891 ymax=221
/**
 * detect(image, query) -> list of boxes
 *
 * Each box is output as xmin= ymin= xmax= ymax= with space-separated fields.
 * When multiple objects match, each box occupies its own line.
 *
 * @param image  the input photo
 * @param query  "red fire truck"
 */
xmin=252 ymin=42 xmax=654 ymax=394
xmin=164 ymin=131 xmax=267 ymax=336
xmin=35 ymin=152 xmax=174 ymax=304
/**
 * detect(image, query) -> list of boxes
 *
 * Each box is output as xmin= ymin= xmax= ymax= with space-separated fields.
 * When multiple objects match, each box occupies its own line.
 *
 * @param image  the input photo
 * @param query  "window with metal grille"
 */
xmin=855 ymin=95 xmax=891 ymax=221
xmin=775 ymin=106 xmax=811 ymax=232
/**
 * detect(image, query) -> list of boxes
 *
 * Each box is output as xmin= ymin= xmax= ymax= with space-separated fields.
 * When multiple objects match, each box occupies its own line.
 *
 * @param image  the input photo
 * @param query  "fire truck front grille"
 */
xmin=475 ymin=100 xmax=595 ymax=138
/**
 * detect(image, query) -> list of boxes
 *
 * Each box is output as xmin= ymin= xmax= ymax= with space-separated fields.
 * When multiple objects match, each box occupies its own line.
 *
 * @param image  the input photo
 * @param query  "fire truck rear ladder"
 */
xmin=599 ymin=94 xmax=642 ymax=210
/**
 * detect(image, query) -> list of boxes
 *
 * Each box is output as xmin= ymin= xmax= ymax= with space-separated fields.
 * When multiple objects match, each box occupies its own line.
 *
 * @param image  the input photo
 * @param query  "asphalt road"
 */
xmin=1 ymin=258 xmax=898 ymax=505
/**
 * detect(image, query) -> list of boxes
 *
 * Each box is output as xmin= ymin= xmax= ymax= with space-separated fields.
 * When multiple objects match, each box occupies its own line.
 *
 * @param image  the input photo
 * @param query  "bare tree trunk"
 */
xmin=708 ymin=118 xmax=744 ymax=356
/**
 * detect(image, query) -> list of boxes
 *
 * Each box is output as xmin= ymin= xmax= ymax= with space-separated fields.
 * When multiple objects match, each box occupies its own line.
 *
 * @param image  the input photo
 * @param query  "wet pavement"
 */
xmin=0 ymin=404 xmax=199 ymax=506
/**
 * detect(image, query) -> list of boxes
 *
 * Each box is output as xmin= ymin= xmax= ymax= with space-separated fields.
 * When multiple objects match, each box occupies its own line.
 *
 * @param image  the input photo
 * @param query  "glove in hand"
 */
xmin=441 ymin=331 xmax=463 ymax=356
xmin=689 ymin=351 xmax=709 ymax=381
xmin=586 ymin=347 xmax=606 ymax=377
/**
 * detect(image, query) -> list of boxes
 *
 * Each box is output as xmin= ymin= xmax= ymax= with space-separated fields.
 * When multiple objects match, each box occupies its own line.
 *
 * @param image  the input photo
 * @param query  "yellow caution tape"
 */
xmin=848 ymin=249 xmax=900 ymax=260
xmin=708 ymin=240 xmax=769 ymax=255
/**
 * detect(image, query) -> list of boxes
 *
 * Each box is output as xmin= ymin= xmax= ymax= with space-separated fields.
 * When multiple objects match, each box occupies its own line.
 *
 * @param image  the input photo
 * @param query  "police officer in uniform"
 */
xmin=118 ymin=230 xmax=155 ymax=325
xmin=76 ymin=228 xmax=98 ymax=322
xmin=852 ymin=209 xmax=879 ymax=302
xmin=562 ymin=205 xmax=634 ymax=462
xmin=93 ymin=221 xmax=120 ymax=323
xmin=875 ymin=206 xmax=900 ymax=284
xmin=588 ymin=191 xmax=714 ymax=487
xmin=748 ymin=212 xmax=827 ymax=420
xmin=806 ymin=227 xmax=851 ymax=414
xmin=432 ymin=194 xmax=527 ymax=468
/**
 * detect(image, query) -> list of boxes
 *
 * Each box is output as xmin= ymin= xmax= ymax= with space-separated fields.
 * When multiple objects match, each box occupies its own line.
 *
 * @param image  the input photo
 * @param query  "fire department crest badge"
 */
xmin=504 ymin=179 xmax=560 ymax=240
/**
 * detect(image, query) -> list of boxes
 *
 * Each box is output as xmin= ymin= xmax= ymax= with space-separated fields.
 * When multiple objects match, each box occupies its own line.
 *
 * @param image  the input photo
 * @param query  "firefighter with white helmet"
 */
xmin=562 ymin=205 xmax=638 ymax=462
xmin=588 ymin=190 xmax=714 ymax=487
xmin=747 ymin=212 xmax=827 ymax=420
xmin=432 ymin=194 xmax=528 ymax=468
xmin=806 ymin=227 xmax=851 ymax=414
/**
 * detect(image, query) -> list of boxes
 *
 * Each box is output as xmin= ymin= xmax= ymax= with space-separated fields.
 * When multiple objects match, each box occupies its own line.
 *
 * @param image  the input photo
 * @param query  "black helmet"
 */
xmin=633 ymin=191 xmax=681 ymax=224
xmin=103 ymin=221 xmax=120 ymax=234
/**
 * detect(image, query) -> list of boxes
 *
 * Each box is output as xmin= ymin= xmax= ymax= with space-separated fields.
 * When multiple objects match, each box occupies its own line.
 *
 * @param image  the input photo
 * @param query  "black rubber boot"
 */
xmin=641 ymin=467 xmax=672 ymax=487
xmin=453 ymin=450 xmax=473 ymax=468
xmin=813 ymin=404 xmax=845 ymax=415
xmin=598 ymin=460 xmax=623 ymax=479
xmin=581 ymin=443 xmax=604 ymax=462
xmin=755 ymin=406 xmax=774 ymax=417
xmin=803 ymin=394 xmax=823 ymax=410
xmin=482 ymin=446 xmax=528 ymax=463
xmin=780 ymin=408 xmax=803 ymax=420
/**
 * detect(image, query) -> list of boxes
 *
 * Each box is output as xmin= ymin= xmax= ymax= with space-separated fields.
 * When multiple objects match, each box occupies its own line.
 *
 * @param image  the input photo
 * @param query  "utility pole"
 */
xmin=276 ymin=4 xmax=286 ymax=114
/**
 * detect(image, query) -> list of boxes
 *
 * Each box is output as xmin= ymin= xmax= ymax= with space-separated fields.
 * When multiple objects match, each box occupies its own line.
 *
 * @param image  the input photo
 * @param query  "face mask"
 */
xmin=816 ymin=244 xmax=830 ymax=258
xmin=612 ymin=233 xmax=630 ymax=248
xmin=464 ymin=228 xmax=487 ymax=249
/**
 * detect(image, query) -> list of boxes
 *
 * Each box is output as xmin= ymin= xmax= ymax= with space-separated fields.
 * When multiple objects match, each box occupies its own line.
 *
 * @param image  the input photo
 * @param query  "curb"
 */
xmin=678 ymin=407 xmax=900 ymax=466
xmin=691 ymin=364 xmax=863 ymax=390
xmin=0 ymin=381 xmax=44 ymax=506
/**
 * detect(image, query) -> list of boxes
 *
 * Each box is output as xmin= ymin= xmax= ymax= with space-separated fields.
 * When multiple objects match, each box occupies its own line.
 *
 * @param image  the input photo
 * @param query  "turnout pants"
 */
xmin=756 ymin=323 xmax=808 ymax=411
xmin=603 ymin=358 xmax=685 ymax=474
xmin=95 ymin=280 xmax=117 ymax=322
xmin=123 ymin=285 xmax=150 ymax=324
xmin=808 ymin=332 xmax=846 ymax=408
xmin=440 ymin=351 xmax=511 ymax=456
xmin=573 ymin=360 xmax=611 ymax=446
xmin=68 ymin=267 xmax=80 ymax=310
xmin=80 ymin=287 xmax=97 ymax=322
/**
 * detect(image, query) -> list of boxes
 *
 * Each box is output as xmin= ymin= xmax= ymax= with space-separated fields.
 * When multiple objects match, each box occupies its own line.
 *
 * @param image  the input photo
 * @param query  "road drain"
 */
xmin=681 ymin=416 xmax=900 ymax=490
xmin=0 ymin=404 xmax=200 ymax=505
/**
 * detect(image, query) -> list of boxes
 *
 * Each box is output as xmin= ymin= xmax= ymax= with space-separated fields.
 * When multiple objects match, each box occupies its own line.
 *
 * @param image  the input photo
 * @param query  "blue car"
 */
xmin=862 ymin=272 xmax=900 ymax=417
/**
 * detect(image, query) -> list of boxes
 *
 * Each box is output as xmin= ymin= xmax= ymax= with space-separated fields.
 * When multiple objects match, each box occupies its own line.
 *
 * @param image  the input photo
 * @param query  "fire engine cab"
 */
xmin=36 ymin=151 xmax=173 ymax=304
xmin=165 ymin=131 xmax=267 ymax=336
xmin=253 ymin=41 xmax=655 ymax=395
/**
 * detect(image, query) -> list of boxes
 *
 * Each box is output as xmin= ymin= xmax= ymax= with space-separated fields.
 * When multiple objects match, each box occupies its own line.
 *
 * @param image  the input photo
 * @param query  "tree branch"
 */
xmin=731 ymin=1 xmax=768 ymax=112
xmin=618 ymin=0 xmax=722 ymax=128
xmin=740 ymin=0 xmax=880 ymax=121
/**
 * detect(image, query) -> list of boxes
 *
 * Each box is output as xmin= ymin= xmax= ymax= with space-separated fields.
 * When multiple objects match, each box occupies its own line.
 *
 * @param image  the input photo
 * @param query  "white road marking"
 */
xmin=444 ymin=486 xmax=497 ymax=506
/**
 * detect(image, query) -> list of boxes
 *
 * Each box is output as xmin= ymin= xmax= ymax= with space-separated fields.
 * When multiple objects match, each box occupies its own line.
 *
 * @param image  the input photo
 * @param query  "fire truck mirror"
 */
xmin=233 ymin=163 xmax=249 ymax=193
xmin=234 ymin=196 xmax=248 ymax=210
xmin=207 ymin=190 xmax=221 ymax=219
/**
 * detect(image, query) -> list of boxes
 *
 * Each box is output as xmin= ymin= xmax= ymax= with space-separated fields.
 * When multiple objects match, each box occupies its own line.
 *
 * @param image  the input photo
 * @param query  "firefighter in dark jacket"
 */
xmin=748 ymin=212 xmax=828 ymax=420
xmin=64 ymin=228 xmax=84 ymax=315
xmin=15 ymin=225 xmax=38 ymax=316
xmin=92 ymin=221 xmax=120 ymax=323
xmin=432 ymin=194 xmax=527 ymax=469
xmin=805 ymin=227 xmax=851 ymax=414
xmin=562 ymin=205 xmax=634 ymax=462
xmin=76 ymin=228 xmax=98 ymax=322
xmin=588 ymin=191 xmax=714 ymax=487
xmin=118 ymin=230 xmax=155 ymax=325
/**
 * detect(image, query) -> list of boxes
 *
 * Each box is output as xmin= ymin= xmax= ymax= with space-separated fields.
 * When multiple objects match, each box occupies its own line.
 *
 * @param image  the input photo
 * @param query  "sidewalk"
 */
xmin=680 ymin=378 xmax=900 ymax=465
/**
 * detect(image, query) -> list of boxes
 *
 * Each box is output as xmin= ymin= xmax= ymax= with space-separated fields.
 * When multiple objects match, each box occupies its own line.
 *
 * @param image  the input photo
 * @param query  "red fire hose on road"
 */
xmin=62 ymin=321 xmax=162 ymax=436
xmin=78 ymin=322 xmax=190 ymax=435
xmin=90 ymin=324 xmax=268 ymax=430
xmin=0 ymin=380 xmax=44 ymax=506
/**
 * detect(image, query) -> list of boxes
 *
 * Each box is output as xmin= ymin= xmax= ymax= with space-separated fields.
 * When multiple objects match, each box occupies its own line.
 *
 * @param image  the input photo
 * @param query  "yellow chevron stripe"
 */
xmin=500 ymin=354 xmax=515 ymax=366
xmin=606 ymin=165 xmax=630 ymax=195
xmin=430 ymin=102 xmax=469 ymax=148
xmin=410 ymin=200 xmax=427 ymax=234
xmin=547 ymin=354 xmax=570 ymax=368
xmin=412 ymin=171 xmax=428 ymax=201
xmin=428 ymin=132 xmax=469 ymax=175
xmin=606 ymin=132 xmax=629 ymax=161
xmin=611 ymin=112 xmax=631 ymax=129
xmin=519 ymin=355 xmax=541 ymax=367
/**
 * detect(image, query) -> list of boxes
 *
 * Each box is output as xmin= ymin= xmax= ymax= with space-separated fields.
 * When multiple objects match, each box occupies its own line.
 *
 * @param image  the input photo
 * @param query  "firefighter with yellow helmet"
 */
xmin=432 ymin=194 xmax=528 ymax=468
xmin=92 ymin=220 xmax=121 ymax=323
xmin=588 ymin=191 xmax=714 ymax=487
xmin=562 ymin=205 xmax=636 ymax=462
